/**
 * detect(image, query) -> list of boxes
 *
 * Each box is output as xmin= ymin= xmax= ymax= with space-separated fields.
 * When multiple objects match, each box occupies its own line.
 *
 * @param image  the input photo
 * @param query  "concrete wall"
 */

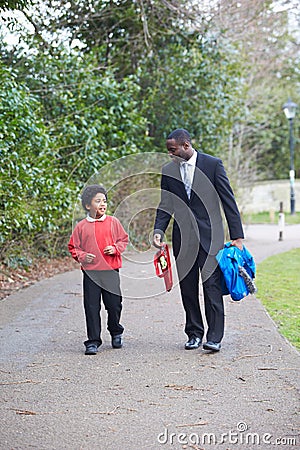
xmin=238 ymin=180 xmax=300 ymax=214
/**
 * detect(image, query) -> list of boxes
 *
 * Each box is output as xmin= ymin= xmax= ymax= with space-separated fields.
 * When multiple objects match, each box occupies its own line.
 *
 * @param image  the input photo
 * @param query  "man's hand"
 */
xmin=85 ymin=253 xmax=96 ymax=263
xmin=231 ymin=238 xmax=243 ymax=251
xmin=153 ymin=233 xmax=163 ymax=249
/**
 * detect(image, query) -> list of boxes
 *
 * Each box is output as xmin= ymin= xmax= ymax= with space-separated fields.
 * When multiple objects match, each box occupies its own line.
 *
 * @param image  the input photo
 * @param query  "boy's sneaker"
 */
xmin=111 ymin=334 xmax=123 ymax=349
xmin=85 ymin=344 xmax=98 ymax=355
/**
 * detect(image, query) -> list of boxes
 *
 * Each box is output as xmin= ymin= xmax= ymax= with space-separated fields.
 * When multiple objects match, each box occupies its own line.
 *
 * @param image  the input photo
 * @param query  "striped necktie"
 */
xmin=182 ymin=162 xmax=192 ymax=198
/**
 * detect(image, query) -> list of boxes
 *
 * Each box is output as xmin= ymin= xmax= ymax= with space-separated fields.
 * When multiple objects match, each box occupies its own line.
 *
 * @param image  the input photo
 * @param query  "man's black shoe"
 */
xmin=203 ymin=341 xmax=221 ymax=352
xmin=85 ymin=344 xmax=98 ymax=355
xmin=112 ymin=334 xmax=123 ymax=349
xmin=185 ymin=337 xmax=202 ymax=350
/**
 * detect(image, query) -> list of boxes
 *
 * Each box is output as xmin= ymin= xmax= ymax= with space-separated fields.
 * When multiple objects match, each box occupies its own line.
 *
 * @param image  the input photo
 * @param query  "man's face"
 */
xmin=166 ymin=139 xmax=191 ymax=162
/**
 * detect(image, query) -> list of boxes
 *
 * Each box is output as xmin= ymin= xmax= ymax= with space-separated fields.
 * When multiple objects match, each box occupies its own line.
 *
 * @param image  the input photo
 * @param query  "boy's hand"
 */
xmin=85 ymin=253 xmax=96 ymax=263
xmin=103 ymin=246 xmax=116 ymax=255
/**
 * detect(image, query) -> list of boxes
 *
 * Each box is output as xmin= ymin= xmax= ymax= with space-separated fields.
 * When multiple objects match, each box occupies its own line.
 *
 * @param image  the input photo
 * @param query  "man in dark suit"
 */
xmin=153 ymin=129 xmax=244 ymax=352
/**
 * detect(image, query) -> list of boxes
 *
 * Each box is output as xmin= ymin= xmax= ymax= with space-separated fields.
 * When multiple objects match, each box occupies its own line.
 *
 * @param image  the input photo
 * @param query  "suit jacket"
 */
xmin=154 ymin=151 xmax=244 ymax=258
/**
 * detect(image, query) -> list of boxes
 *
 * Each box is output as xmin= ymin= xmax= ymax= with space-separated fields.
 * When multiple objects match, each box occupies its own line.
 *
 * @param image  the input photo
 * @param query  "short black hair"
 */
xmin=81 ymin=185 xmax=107 ymax=211
xmin=167 ymin=129 xmax=191 ymax=145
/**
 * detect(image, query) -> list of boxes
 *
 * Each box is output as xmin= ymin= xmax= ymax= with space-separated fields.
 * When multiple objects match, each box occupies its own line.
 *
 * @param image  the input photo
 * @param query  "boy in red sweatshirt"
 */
xmin=68 ymin=185 xmax=128 ymax=355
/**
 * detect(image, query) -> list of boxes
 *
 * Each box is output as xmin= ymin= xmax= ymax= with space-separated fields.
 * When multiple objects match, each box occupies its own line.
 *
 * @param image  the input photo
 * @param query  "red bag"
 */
xmin=154 ymin=244 xmax=173 ymax=292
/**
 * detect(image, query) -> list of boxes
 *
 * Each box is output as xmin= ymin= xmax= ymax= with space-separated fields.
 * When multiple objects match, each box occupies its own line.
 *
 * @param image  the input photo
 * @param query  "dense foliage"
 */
xmin=0 ymin=55 xmax=151 ymax=262
xmin=0 ymin=0 xmax=299 ymax=264
xmin=0 ymin=0 xmax=31 ymax=10
xmin=0 ymin=65 xmax=71 ymax=238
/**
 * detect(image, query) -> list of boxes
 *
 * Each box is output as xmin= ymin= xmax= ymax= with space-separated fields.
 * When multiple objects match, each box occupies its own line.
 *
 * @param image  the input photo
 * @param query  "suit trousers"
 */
xmin=176 ymin=247 xmax=224 ymax=343
xmin=83 ymin=270 xmax=124 ymax=347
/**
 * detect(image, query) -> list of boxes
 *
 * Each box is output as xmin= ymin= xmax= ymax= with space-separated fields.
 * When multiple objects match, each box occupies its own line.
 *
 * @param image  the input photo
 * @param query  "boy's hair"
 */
xmin=81 ymin=185 xmax=107 ymax=211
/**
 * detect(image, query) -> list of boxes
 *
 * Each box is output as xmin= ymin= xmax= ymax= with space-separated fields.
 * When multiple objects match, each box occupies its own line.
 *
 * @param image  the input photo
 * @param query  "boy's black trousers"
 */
xmin=83 ymin=270 xmax=124 ymax=347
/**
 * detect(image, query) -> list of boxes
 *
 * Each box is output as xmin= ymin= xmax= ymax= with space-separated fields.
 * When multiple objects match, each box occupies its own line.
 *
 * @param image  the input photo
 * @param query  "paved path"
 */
xmin=1 ymin=225 xmax=299 ymax=450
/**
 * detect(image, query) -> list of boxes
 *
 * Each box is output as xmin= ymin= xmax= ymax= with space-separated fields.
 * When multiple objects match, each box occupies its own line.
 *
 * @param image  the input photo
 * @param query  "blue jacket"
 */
xmin=216 ymin=242 xmax=257 ymax=301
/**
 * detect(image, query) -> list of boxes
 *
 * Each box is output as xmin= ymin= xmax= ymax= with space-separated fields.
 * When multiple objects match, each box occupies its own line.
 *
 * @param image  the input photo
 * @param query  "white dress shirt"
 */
xmin=86 ymin=214 xmax=107 ymax=222
xmin=180 ymin=149 xmax=197 ymax=197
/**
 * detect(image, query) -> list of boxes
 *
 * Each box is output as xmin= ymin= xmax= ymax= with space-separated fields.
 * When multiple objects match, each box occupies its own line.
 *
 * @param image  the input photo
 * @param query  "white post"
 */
xmin=278 ymin=202 xmax=285 ymax=241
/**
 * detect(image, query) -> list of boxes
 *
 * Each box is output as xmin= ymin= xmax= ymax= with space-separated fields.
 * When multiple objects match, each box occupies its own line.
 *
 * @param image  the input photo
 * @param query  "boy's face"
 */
xmin=86 ymin=192 xmax=107 ymax=219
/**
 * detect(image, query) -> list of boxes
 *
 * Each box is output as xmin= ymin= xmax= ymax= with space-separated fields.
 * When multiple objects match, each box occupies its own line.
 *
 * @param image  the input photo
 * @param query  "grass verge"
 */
xmin=243 ymin=211 xmax=300 ymax=225
xmin=256 ymin=248 xmax=300 ymax=350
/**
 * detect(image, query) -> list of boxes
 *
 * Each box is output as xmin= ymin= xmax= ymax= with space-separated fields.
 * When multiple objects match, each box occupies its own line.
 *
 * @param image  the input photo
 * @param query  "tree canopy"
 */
xmin=0 ymin=0 xmax=299 ymax=262
xmin=0 ymin=0 xmax=32 ymax=10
